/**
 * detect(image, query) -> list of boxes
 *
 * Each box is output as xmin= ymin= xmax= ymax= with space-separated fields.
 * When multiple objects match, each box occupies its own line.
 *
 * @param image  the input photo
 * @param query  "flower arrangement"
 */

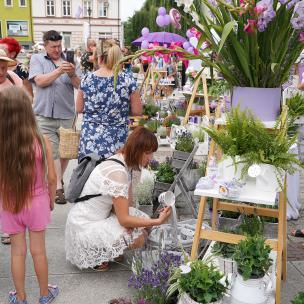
xmin=175 ymin=130 xmax=195 ymax=152
xmin=167 ymin=259 xmax=228 ymax=304
xmin=129 ymin=251 xmax=182 ymax=304
xmin=175 ymin=0 xmax=304 ymax=88
xmin=163 ymin=115 xmax=181 ymax=127
xmin=115 ymin=1 xmax=304 ymax=89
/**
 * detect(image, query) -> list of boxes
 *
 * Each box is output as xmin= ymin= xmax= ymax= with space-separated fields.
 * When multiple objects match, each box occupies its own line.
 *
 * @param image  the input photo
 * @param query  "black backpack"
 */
xmin=65 ymin=154 xmax=125 ymax=203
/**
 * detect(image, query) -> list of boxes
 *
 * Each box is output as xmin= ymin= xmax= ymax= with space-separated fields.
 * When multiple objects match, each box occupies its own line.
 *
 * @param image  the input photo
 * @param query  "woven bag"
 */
xmin=59 ymin=116 xmax=80 ymax=159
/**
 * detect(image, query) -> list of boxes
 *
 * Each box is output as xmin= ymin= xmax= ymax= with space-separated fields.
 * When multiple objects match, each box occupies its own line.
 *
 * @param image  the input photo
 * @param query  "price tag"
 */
xmin=248 ymin=164 xmax=261 ymax=177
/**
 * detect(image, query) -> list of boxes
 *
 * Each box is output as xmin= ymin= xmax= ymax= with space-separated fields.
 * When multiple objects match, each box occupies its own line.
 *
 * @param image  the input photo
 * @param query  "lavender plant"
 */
xmin=128 ymin=251 xmax=182 ymax=304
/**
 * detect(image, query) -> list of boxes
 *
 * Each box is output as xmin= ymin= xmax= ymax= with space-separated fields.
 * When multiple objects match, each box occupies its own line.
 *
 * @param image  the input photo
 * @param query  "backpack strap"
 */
xmin=6 ymin=73 xmax=15 ymax=85
xmin=74 ymin=158 xmax=126 ymax=203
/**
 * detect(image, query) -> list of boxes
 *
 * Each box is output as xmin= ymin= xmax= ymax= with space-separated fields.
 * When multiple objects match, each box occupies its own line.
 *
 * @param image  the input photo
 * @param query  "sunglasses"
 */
xmin=47 ymin=35 xmax=63 ymax=41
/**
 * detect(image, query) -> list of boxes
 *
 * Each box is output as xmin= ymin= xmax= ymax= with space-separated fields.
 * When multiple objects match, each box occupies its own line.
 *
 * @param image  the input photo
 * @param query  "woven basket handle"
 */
xmin=72 ymin=114 xmax=78 ymax=130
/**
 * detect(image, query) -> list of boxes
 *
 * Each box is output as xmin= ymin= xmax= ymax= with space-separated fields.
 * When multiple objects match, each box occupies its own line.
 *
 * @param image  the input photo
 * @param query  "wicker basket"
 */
xmin=59 ymin=125 xmax=80 ymax=159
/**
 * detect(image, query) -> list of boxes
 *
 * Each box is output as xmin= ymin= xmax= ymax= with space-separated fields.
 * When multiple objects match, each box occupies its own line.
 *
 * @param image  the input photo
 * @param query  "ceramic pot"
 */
xmin=219 ymin=156 xmax=243 ymax=181
xmin=178 ymin=292 xmax=223 ymax=304
xmin=230 ymin=272 xmax=272 ymax=304
xmin=231 ymin=86 xmax=281 ymax=122
xmin=255 ymin=164 xmax=283 ymax=192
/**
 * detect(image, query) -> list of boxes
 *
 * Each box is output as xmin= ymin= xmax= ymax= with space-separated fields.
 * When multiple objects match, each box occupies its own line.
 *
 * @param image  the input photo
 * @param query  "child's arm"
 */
xmin=44 ymin=136 xmax=57 ymax=211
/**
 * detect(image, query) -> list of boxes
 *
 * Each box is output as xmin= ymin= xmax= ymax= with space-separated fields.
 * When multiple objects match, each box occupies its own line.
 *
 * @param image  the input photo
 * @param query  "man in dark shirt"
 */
xmin=80 ymin=38 xmax=96 ymax=74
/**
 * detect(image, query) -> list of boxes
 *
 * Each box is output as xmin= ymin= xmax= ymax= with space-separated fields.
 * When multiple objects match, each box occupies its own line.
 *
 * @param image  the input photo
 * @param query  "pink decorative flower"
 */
xmin=299 ymin=32 xmax=304 ymax=43
xmin=244 ymin=19 xmax=256 ymax=33
xmin=254 ymin=5 xmax=266 ymax=14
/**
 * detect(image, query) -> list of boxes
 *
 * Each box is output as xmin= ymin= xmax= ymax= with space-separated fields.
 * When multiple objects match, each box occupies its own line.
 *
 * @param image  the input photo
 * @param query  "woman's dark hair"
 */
xmin=121 ymin=126 xmax=158 ymax=170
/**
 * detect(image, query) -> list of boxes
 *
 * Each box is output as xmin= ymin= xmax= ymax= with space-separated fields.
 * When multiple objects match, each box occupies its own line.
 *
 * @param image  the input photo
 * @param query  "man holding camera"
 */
xmin=29 ymin=30 xmax=81 ymax=205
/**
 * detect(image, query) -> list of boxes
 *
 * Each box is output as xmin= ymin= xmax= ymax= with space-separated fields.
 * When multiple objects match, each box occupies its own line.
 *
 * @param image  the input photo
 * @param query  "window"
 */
xmin=19 ymin=0 xmax=26 ymax=7
xmin=62 ymin=32 xmax=71 ymax=49
xmin=98 ymin=1 xmax=108 ymax=17
xmin=5 ymin=0 xmax=13 ymax=6
xmin=83 ymin=1 xmax=92 ymax=17
xmin=62 ymin=0 xmax=71 ymax=16
xmin=46 ymin=0 xmax=55 ymax=16
xmin=99 ymin=32 xmax=112 ymax=39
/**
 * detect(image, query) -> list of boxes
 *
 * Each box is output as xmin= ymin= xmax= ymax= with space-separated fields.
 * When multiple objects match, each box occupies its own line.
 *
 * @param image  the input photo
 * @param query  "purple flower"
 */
xmin=291 ymin=1 xmax=304 ymax=29
xmin=255 ymin=0 xmax=276 ymax=32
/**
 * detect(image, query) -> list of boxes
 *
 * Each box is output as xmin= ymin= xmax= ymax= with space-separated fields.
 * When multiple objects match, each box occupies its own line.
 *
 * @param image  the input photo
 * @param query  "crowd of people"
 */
xmin=0 ymin=31 xmax=171 ymax=304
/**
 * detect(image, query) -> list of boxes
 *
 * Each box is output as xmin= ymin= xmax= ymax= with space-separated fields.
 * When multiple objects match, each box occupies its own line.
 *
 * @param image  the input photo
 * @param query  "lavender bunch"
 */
xmin=128 ymin=251 xmax=182 ymax=304
xmin=148 ymin=159 xmax=160 ymax=171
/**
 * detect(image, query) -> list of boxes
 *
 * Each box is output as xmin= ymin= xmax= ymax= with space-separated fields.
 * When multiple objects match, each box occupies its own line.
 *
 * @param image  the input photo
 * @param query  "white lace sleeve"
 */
xmin=98 ymin=163 xmax=129 ymax=198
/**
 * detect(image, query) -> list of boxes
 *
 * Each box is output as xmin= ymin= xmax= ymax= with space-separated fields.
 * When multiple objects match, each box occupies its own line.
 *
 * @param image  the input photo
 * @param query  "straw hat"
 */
xmin=0 ymin=49 xmax=17 ymax=67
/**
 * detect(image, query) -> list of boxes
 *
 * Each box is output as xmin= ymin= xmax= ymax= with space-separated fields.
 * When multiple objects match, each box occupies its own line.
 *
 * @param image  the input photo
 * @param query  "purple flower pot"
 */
xmin=231 ymin=86 xmax=282 ymax=121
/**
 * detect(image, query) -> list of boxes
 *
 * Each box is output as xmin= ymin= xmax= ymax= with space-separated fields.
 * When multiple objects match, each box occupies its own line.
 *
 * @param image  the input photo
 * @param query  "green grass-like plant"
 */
xmin=175 ymin=131 xmax=195 ymax=153
xmin=143 ymin=102 xmax=160 ymax=118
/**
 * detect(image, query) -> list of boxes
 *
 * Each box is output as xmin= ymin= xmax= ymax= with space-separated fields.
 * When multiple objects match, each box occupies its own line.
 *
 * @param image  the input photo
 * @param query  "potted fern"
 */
xmin=231 ymin=236 xmax=273 ymax=304
xmin=134 ymin=179 xmax=154 ymax=217
xmin=167 ymin=259 xmax=228 ymax=304
xmin=172 ymin=130 xmax=195 ymax=169
xmin=204 ymin=106 xmax=303 ymax=190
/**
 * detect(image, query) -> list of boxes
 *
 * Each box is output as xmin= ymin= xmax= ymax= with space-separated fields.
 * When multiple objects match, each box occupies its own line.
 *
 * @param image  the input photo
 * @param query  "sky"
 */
xmin=120 ymin=0 xmax=145 ymax=21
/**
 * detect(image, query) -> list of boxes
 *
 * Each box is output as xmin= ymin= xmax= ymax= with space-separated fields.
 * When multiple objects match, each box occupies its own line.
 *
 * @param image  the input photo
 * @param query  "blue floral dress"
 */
xmin=78 ymin=72 xmax=137 ymax=161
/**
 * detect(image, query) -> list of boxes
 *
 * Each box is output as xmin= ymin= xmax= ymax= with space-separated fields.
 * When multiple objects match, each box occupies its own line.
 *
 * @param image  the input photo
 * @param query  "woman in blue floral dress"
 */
xmin=76 ymin=40 xmax=142 ymax=161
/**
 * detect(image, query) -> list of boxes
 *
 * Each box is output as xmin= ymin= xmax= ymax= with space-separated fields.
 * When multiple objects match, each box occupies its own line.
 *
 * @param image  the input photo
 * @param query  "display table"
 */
xmin=191 ymin=179 xmax=287 ymax=304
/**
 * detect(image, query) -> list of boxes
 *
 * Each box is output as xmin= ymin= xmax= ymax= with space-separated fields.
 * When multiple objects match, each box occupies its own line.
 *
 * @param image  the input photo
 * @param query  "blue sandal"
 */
xmin=39 ymin=285 xmax=59 ymax=304
xmin=8 ymin=291 xmax=28 ymax=304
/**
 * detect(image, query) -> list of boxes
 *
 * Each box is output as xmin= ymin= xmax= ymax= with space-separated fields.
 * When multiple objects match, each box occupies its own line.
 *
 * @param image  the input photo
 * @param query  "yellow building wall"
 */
xmin=0 ymin=0 xmax=33 ymax=46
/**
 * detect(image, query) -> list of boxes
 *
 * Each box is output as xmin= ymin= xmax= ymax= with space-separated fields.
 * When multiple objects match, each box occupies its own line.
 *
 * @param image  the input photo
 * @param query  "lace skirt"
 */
xmin=65 ymin=206 xmax=148 ymax=269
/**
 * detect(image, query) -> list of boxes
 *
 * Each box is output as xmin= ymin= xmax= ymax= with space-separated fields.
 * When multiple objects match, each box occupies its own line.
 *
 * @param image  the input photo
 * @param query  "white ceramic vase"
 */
xmin=230 ymin=272 xmax=272 ymax=304
xmin=255 ymin=164 xmax=283 ymax=192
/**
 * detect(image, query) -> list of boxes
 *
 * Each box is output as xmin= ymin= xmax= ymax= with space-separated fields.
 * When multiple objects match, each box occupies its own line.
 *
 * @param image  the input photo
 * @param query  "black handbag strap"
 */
xmin=6 ymin=73 xmax=15 ymax=85
xmin=75 ymin=158 xmax=126 ymax=203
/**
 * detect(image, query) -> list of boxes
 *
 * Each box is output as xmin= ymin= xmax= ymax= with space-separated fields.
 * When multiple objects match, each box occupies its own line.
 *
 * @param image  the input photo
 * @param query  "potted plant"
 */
xmin=129 ymin=250 xmax=182 ymax=304
xmin=258 ymin=205 xmax=279 ymax=239
xmin=163 ymin=115 xmax=181 ymax=136
xmin=291 ymin=291 xmax=304 ymax=304
xmin=172 ymin=130 xmax=195 ymax=169
xmin=204 ymin=106 xmax=303 ymax=190
xmin=237 ymin=214 xmax=264 ymax=237
xmin=144 ymin=119 xmax=159 ymax=133
xmin=167 ymin=259 xmax=228 ymax=304
xmin=154 ymin=161 xmax=175 ymax=197
xmin=212 ymin=234 xmax=237 ymax=275
xmin=143 ymin=102 xmax=160 ymax=118
xmin=191 ymin=125 xmax=208 ymax=156
xmin=231 ymin=236 xmax=273 ymax=304
xmin=157 ymin=126 xmax=169 ymax=145
xmin=134 ymin=179 xmax=154 ymax=216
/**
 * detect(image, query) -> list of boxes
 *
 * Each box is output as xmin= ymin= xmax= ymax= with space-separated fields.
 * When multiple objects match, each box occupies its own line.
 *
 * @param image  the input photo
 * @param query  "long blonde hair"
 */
xmin=0 ymin=88 xmax=45 ymax=214
xmin=98 ymin=39 xmax=122 ymax=70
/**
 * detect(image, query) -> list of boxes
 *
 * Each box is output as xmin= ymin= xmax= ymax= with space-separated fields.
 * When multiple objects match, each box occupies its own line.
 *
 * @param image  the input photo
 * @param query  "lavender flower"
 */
xmin=287 ymin=0 xmax=300 ymax=9
xmin=129 ymin=251 xmax=182 ymax=304
xmin=255 ymin=0 xmax=276 ymax=32
xmin=291 ymin=1 xmax=304 ymax=29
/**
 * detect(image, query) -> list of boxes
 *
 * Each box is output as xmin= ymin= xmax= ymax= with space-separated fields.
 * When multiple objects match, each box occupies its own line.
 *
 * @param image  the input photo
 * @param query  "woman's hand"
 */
xmin=157 ymin=206 xmax=172 ymax=224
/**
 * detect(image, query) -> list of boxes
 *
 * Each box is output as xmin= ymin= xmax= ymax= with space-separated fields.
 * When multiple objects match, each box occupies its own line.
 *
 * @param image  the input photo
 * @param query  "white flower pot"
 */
xmin=230 ymin=272 xmax=272 ymax=304
xmin=217 ymin=256 xmax=237 ymax=275
xmin=178 ymin=292 xmax=223 ymax=304
xmin=219 ymin=156 xmax=243 ymax=181
xmin=255 ymin=164 xmax=283 ymax=192
xmin=195 ymin=142 xmax=208 ymax=156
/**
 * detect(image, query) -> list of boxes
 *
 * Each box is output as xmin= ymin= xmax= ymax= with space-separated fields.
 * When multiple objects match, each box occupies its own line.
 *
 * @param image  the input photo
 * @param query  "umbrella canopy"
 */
xmin=132 ymin=32 xmax=187 ymax=46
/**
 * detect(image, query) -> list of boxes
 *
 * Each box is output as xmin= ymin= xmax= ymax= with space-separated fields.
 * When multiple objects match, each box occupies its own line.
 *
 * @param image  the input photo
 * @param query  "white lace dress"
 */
xmin=65 ymin=154 xmax=148 ymax=269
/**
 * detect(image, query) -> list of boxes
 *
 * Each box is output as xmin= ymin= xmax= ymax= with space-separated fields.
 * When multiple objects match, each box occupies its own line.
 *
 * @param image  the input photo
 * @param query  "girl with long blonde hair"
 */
xmin=0 ymin=88 xmax=58 ymax=304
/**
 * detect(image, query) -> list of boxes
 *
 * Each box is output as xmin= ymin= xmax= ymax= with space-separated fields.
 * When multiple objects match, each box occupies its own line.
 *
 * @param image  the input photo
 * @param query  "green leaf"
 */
xmin=218 ymin=21 xmax=237 ymax=54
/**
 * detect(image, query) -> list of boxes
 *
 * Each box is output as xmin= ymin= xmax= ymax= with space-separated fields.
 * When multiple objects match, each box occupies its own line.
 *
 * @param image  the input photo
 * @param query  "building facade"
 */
xmin=0 ymin=0 xmax=34 ymax=48
xmin=32 ymin=0 xmax=121 ymax=49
